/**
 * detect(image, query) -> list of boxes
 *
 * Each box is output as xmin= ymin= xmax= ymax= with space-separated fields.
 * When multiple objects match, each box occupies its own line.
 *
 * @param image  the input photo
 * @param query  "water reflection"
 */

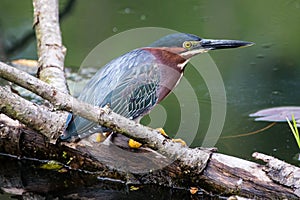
xmin=0 ymin=155 xmax=213 ymax=199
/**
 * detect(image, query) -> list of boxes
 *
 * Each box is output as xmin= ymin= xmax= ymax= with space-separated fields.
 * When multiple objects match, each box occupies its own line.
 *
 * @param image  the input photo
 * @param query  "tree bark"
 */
xmin=31 ymin=0 xmax=69 ymax=140
xmin=33 ymin=0 xmax=68 ymax=94
xmin=0 ymin=114 xmax=298 ymax=199
xmin=0 ymin=86 xmax=66 ymax=140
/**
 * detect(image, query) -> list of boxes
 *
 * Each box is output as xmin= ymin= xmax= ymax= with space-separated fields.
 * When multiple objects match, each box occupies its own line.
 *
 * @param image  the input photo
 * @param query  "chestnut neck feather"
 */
xmin=143 ymin=47 xmax=187 ymax=72
xmin=143 ymin=48 xmax=188 ymax=102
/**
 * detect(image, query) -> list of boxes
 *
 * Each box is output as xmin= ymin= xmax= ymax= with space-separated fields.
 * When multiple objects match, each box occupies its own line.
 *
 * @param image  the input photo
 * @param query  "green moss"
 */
xmin=40 ymin=160 xmax=63 ymax=170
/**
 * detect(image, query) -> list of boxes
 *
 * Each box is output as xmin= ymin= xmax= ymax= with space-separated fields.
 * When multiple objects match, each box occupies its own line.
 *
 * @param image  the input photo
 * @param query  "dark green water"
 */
xmin=1 ymin=0 xmax=300 ymax=198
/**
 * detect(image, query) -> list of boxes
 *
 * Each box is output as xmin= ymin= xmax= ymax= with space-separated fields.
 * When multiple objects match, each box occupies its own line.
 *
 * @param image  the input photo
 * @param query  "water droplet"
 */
xmin=293 ymin=153 xmax=300 ymax=161
xmin=261 ymin=43 xmax=273 ymax=49
xmin=272 ymin=91 xmax=279 ymax=95
xmin=140 ymin=15 xmax=146 ymax=20
xmin=256 ymin=54 xmax=265 ymax=59
xmin=124 ymin=8 xmax=131 ymax=14
xmin=112 ymin=27 xmax=118 ymax=32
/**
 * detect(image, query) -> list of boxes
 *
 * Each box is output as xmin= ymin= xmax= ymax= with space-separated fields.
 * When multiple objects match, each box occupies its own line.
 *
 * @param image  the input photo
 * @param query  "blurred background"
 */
xmin=1 ymin=0 xmax=300 ymax=198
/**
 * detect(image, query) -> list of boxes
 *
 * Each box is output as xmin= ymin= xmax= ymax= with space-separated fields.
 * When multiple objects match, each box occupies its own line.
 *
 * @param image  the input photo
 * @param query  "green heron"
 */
xmin=61 ymin=33 xmax=253 ymax=143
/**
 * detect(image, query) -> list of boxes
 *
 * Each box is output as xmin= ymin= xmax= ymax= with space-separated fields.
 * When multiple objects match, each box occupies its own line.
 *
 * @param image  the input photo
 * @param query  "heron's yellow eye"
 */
xmin=183 ymin=41 xmax=192 ymax=49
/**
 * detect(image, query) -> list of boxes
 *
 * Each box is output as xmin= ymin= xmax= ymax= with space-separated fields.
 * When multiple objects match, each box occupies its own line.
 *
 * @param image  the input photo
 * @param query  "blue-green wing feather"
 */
xmin=64 ymin=49 xmax=160 ymax=139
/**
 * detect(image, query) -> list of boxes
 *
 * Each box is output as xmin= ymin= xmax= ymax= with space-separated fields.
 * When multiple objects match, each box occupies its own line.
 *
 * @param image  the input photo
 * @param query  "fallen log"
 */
xmin=0 ymin=114 xmax=298 ymax=199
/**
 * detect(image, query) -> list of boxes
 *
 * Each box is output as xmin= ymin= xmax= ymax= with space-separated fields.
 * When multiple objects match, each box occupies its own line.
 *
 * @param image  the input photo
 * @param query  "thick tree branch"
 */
xmin=30 ymin=0 xmax=69 ymax=140
xmin=0 ymin=86 xmax=65 ymax=140
xmin=253 ymin=152 xmax=300 ymax=196
xmin=33 ymin=0 xmax=68 ymax=93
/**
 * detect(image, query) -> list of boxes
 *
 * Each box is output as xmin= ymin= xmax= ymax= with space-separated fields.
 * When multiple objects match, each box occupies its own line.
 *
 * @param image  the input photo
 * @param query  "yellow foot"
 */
xmin=156 ymin=128 xmax=168 ymax=137
xmin=172 ymin=138 xmax=186 ymax=146
xmin=95 ymin=133 xmax=106 ymax=142
xmin=127 ymin=128 xmax=187 ymax=149
xmin=156 ymin=128 xmax=186 ymax=146
xmin=128 ymin=139 xmax=142 ymax=149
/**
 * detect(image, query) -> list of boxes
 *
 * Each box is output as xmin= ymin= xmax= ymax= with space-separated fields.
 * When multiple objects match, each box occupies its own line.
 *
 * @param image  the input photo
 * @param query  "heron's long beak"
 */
xmin=201 ymin=39 xmax=254 ymax=50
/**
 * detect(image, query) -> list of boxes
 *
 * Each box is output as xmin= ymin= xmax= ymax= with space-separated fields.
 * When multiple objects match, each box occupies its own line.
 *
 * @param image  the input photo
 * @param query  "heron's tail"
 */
xmin=60 ymin=113 xmax=79 ymax=141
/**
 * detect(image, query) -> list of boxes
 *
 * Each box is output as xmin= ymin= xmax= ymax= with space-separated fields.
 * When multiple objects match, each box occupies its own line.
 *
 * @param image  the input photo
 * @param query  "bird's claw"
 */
xmin=156 ymin=128 xmax=186 ymax=146
xmin=156 ymin=128 xmax=170 ymax=138
xmin=128 ymin=139 xmax=142 ymax=149
xmin=95 ymin=133 xmax=105 ymax=142
xmin=127 ymin=128 xmax=187 ymax=149
xmin=172 ymin=138 xmax=187 ymax=146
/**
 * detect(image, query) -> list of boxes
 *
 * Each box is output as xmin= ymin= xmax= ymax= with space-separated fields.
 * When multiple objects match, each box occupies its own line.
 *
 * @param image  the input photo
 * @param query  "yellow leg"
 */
xmin=156 ymin=128 xmax=187 ymax=146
